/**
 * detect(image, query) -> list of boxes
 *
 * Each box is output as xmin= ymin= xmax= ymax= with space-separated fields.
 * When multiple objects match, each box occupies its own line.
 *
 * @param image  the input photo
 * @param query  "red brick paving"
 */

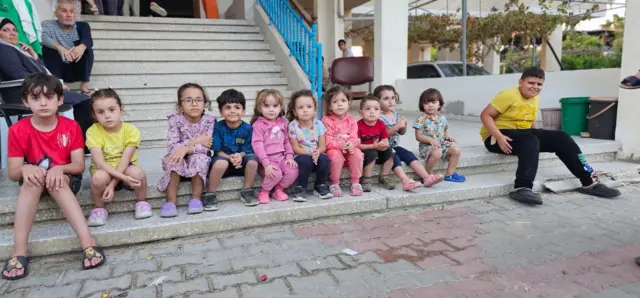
xmin=293 ymin=207 xmax=640 ymax=297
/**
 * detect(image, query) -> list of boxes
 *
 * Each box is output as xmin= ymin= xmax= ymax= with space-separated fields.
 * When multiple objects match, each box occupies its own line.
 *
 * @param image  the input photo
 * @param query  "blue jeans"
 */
xmin=393 ymin=146 xmax=419 ymax=169
xmin=294 ymin=154 xmax=329 ymax=189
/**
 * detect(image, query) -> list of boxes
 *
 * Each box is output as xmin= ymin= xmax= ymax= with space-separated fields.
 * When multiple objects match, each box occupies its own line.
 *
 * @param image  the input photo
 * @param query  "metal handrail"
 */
xmin=257 ymin=0 xmax=323 ymax=102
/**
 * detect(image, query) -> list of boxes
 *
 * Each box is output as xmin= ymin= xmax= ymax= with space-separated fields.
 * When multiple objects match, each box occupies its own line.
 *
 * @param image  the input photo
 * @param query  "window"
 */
xmin=407 ymin=65 xmax=441 ymax=79
xmin=438 ymin=64 xmax=490 ymax=77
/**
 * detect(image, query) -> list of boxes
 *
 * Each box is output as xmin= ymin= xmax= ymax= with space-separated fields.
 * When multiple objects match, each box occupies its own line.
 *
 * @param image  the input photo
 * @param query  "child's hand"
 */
xmin=285 ymin=158 xmax=298 ymax=168
xmin=45 ymin=166 xmax=65 ymax=191
xmin=397 ymin=118 xmax=407 ymax=128
xmin=312 ymin=150 xmax=320 ymax=165
xmin=379 ymin=139 xmax=389 ymax=150
xmin=230 ymin=154 xmax=242 ymax=168
xmin=430 ymin=140 xmax=441 ymax=148
xmin=102 ymin=183 xmax=115 ymax=202
xmin=21 ymin=164 xmax=46 ymax=187
xmin=265 ymin=164 xmax=277 ymax=178
xmin=445 ymin=135 xmax=456 ymax=142
xmin=168 ymin=146 xmax=190 ymax=164
xmin=193 ymin=135 xmax=213 ymax=148
xmin=124 ymin=175 xmax=142 ymax=189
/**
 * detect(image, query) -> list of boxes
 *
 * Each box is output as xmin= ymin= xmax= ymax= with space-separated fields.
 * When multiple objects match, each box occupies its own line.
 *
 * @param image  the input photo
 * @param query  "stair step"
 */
xmin=0 ymin=160 xmax=633 ymax=259
xmin=119 ymin=88 xmax=292 ymax=104
xmin=92 ymin=62 xmax=281 ymax=75
xmin=94 ymin=50 xmax=274 ymax=62
xmin=127 ymin=100 xmax=256 ymax=111
xmin=83 ymin=74 xmax=286 ymax=89
xmin=93 ymin=40 xmax=270 ymax=50
xmin=82 ymin=15 xmax=255 ymax=26
xmin=92 ymin=30 xmax=264 ymax=41
xmin=90 ymin=22 xmax=260 ymax=33
xmin=125 ymin=111 xmax=253 ymax=125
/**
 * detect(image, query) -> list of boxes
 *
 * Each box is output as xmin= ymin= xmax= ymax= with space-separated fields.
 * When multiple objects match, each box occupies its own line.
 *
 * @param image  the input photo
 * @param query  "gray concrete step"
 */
xmin=84 ymin=74 xmax=287 ymax=89
xmin=83 ymin=15 xmax=255 ymax=26
xmin=93 ymin=50 xmax=275 ymax=62
xmin=119 ymin=88 xmax=292 ymax=103
xmin=0 ymin=159 xmax=633 ymax=259
xmin=93 ymin=40 xmax=270 ymax=50
xmin=127 ymin=99 xmax=256 ymax=111
xmin=92 ymin=30 xmax=264 ymax=41
xmin=92 ymin=62 xmax=281 ymax=75
xmin=90 ymin=22 xmax=260 ymax=33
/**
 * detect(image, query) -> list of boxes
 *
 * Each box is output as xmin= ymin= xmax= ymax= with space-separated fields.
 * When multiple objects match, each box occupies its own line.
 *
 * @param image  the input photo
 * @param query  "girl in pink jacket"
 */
xmin=322 ymin=86 xmax=364 ymax=197
xmin=251 ymin=89 xmax=299 ymax=204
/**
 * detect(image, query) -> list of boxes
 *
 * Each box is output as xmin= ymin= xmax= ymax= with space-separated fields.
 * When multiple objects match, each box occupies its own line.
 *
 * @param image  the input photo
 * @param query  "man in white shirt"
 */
xmin=338 ymin=39 xmax=354 ymax=57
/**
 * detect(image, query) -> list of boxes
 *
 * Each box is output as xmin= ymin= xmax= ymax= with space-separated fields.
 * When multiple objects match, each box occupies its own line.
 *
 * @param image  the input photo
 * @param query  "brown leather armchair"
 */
xmin=330 ymin=57 xmax=374 ymax=100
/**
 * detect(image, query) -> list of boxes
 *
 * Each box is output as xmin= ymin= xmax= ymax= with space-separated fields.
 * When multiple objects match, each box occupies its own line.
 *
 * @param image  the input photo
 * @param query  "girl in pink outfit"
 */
xmin=251 ymin=89 xmax=299 ymax=204
xmin=322 ymin=86 xmax=364 ymax=197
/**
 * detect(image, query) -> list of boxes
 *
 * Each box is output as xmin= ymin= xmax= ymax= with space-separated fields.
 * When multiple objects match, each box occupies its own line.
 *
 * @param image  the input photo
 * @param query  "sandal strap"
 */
xmin=83 ymin=246 xmax=104 ymax=261
xmin=4 ymin=256 xmax=27 ymax=272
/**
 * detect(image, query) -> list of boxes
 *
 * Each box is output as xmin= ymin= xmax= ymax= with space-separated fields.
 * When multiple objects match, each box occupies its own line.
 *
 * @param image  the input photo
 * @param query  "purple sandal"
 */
xmin=160 ymin=203 xmax=178 ymax=218
xmin=187 ymin=199 xmax=203 ymax=214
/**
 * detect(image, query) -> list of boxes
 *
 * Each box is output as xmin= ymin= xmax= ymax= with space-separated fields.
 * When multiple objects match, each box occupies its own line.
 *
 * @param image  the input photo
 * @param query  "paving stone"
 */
xmin=104 ymin=250 xmax=136 ymax=264
xmin=288 ymin=272 xmax=338 ymax=291
xmin=221 ymin=235 xmax=259 ymax=248
xmin=79 ymin=274 xmax=132 ymax=297
xmin=615 ymin=283 xmax=640 ymax=296
xmin=257 ymin=263 xmax=301 ymax=279
xmin=4 ymin=290 xmax=27 ymax=298
xmin=299 ymin=256 xmax=345 ymax=272
xmin=190 ymin=289 xmax=239 ymax=298
xmin=113 ymin=260 xmax=158 ymax=277
xmin=137 ymin=246 xmax=179 ymax=260
xmin=26 ymin=283 xmax=81 ymax=298
xmin=211 ymin=270 xmax=256 ymax=290
xmin=245 ymin=243 xmax=284 ymax=255
xmin=372 ymin=260 xmax=421 ymax=276
xmin=405 ymin=267 xmax=459 ymax=286
xmin=415 ymin=254 xmax=457 ymax=269
xmin=337 ymin=251 xmax=384 ymax=267
xmin=160 ymin=277 xmax=209 ymax=297
xmin=182 ymin=239 xmax=223 ymax=254
xmin=241 ymin=278 xmax=291 ymax=298
xmin=7 ymin=274 xmax=58 ymax=291
xmin=120 ymin=287 xmax=157 ymax=298
xmin=185 ymin=261 xmax=232 ymax=278
xmin=270 ymin=250 xmax=315 ymax=265
xmin=230 ymin=253 xmax=274 ymax=270
xmin=161 ymin=254 xmax=203 ymax=270
xmin=206 ymin=249 xmax=247 ymax=263
xmin=578 ymin=287 xmax=637 ymax=298
xmin=136 ymin=268 xmax=182 ymax=287
xmin=258 ymin=230 xmax=297 ymax=242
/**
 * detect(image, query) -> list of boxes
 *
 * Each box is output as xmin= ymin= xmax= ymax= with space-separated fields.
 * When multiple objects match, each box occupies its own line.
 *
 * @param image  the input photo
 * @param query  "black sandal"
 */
xmin=82 ymin=246 xmax=106 ymax=270
xmin=2 ymin=256 xmax=29 ymax=280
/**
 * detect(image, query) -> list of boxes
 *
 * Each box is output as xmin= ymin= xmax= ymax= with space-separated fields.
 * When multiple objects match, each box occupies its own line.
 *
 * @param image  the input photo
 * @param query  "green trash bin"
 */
xmin=560 ymin=97 xmax=590 ymax=136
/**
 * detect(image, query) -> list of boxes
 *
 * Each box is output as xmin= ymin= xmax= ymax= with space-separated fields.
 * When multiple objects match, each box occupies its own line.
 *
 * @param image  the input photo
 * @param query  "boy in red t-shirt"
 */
xmin=357 ymin=96 xmax=421 ymax=192
xmin=1 ymin=74 xmax=106 ymax=281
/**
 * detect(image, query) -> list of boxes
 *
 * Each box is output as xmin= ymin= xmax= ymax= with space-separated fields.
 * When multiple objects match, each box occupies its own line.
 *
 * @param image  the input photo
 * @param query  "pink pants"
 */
xmin=259 ymin=155 xmax=298 ymax=192
xmin=327 ymin=149 xmax=363 ymax=185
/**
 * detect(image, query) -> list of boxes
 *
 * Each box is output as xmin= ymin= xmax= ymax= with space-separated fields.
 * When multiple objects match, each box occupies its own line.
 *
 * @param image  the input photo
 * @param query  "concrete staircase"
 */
xmin=77 ymin=15 xmax=292 ymax=148
xmin=0 ymin=119 xmax=636 ymax=259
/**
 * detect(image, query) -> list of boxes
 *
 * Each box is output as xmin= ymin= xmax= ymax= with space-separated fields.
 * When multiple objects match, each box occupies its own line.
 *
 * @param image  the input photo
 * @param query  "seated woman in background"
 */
xmin=0 ymin=0 xmax=42 ymax=55
xmin=0 ymin=18 xmax=93 ymax=152
xmin=41 ymin=0 xmax=94 ymax=95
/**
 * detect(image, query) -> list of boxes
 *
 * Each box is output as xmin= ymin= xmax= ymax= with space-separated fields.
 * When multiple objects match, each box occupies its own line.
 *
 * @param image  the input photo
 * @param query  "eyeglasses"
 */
xmin=181 ymin=97 xmax=204 ymax=105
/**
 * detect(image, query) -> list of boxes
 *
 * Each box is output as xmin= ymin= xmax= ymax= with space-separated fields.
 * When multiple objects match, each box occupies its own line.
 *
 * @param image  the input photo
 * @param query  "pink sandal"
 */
xmin=402 ymin=179 xmax=422 ymax=191
xmin=424 ymin=174 xmax=444 ymax=187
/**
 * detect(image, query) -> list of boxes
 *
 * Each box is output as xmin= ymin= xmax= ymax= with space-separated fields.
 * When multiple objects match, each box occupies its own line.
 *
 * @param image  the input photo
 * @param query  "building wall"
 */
xmin=34 ymin=0 xmax=55 ymax=20
xmin=396 ymin=68 xmax=621 ymax=118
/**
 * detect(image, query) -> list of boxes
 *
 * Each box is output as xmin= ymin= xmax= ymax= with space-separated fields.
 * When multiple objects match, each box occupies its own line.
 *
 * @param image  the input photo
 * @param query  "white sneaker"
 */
xmin=135 ymin=201 xmax=153 ymax=219
xmin=88 ymin=208 xmax=108 ymax=227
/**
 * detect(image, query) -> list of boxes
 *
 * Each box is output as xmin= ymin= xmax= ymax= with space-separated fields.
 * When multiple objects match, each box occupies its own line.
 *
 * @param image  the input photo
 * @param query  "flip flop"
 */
xmin=1 ymin=256 xmax=29 ymax=280
xmin=82 ymin=246 xmax=106 ymax=270
xmin=620 ymin=76 xmax=640 ymax=89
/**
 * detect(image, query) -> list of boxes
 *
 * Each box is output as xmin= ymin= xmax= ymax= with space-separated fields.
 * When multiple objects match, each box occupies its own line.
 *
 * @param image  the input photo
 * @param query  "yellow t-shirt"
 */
xmin=479 ymin=87 xmax=539 ymax=141
xmin=86 ymin=122 xmax=140 ymax=174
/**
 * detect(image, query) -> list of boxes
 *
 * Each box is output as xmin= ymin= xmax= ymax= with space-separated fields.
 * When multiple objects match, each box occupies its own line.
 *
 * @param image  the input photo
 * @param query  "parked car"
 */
xmin=407 ymin=61 xmax=490 ymax=79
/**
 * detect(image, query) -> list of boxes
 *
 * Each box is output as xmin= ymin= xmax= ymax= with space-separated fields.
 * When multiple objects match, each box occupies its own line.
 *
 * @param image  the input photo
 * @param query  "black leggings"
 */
xmin=484 ymin=129 xmax=594 ymax=189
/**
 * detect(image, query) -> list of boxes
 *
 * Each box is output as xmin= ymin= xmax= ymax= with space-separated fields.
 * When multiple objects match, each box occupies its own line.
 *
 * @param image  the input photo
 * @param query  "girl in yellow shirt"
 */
xmin=85 ymin=89 xmax=152 ymax=226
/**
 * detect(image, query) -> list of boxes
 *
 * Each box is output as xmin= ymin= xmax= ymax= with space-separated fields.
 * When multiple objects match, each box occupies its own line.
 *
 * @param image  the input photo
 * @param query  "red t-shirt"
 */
xmin=357 ymin=119 xmax=388 ymax=145
xmin=8 ymin=116 xmax=84 ymax=169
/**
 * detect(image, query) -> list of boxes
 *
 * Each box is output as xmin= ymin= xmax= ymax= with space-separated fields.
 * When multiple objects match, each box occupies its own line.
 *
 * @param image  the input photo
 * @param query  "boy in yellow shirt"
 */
xmin=480 ymin=67 xmax=620 ymax=205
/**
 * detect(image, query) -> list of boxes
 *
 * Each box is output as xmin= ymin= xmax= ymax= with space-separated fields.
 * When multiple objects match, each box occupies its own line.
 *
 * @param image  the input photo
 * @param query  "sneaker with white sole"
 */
xmin=88 ymin=208 xmax=108 ymax=226
xmin=134 ymin=201 xmax=153 ymax=219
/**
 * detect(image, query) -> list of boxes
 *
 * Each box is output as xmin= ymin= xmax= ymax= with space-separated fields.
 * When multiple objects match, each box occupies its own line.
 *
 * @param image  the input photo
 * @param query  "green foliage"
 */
xmin=562 ymin=33 xmax=603 ymax=51
xmin=561 ymin=55 xmax=621 ymax=70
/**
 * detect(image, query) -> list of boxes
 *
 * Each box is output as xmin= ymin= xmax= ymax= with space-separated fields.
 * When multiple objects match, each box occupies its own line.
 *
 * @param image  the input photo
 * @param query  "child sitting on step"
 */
xmin=251 ymin=89 xmax=299 ymax=204
xmin=375 ymin=85 xmax=444 ymax=187
xmin=286 ymin=90 xmax=332 ymax=202
xmin=357 ymin=95 xmax=421 ymax=192
xmin=2 ymin=74 xmax=105 ymax=281
xmin=414 ymin=88 xmax=465 ymax=183
xmin=86 ymin=89 xmax=152 ymax=227
xmin=157 ymin=83 xmax=216 ymax=217
xmin=203 ymin=89 xmax=259 ymax=210
xmin=321 ymin=86 xmax=364 ymax=197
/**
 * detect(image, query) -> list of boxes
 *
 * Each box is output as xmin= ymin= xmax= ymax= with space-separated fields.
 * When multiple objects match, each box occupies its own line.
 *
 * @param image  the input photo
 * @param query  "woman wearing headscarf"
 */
xmin=0 ymin=0 xmax=42 ymax=55
xmin=0 ymin=18 xmax=94 ymax=153
xmin=41 ymin=0 xmax=94 ymax=95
